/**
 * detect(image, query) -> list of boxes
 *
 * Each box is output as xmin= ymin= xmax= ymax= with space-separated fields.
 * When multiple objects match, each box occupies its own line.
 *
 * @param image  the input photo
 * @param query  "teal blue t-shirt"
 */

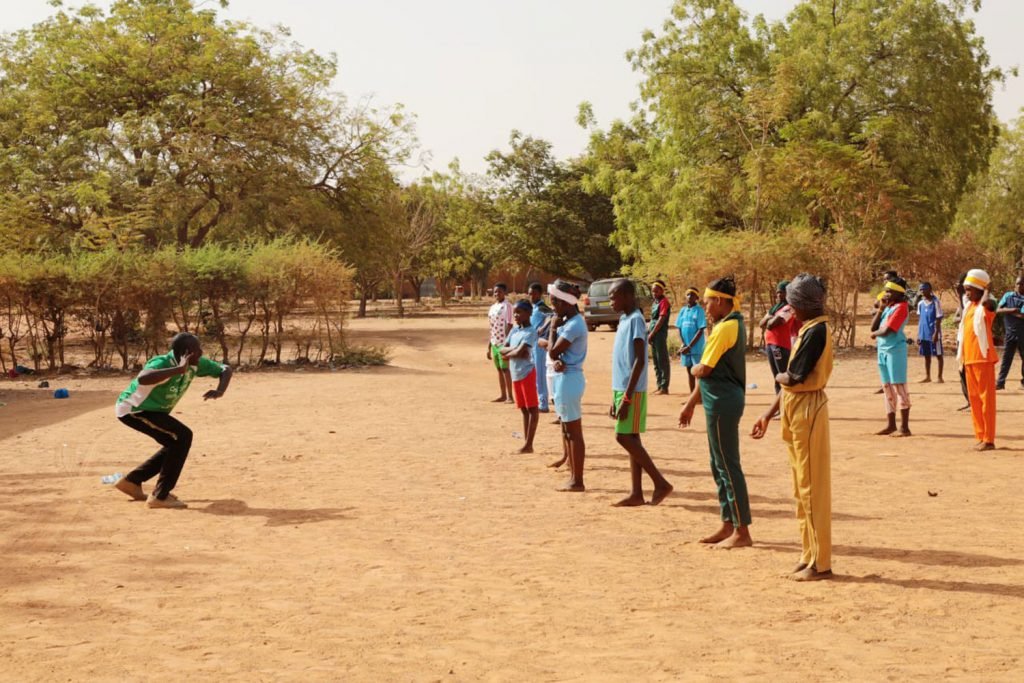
xmin=556 ymin=314 xmax=588 ymax=373
xmin=612 ymin=309 xmax=648 ymax=392
xmin=505 ymin=324 xmax=538 ymax=381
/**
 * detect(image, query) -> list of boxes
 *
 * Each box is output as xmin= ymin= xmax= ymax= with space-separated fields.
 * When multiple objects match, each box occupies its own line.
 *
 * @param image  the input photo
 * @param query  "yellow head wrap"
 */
xmin=704 ymin=288 xmax=741 ymax=309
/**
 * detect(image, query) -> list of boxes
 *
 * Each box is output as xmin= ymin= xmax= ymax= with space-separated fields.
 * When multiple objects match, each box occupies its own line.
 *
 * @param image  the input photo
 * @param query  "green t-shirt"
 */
xmin=116 ymin=352 xmax=225 ymax=417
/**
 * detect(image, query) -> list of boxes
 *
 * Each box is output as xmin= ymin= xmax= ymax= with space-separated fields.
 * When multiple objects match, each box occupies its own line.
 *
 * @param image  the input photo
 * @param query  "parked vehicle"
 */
xmin=581 ymin=278 xmax=653 ymax=331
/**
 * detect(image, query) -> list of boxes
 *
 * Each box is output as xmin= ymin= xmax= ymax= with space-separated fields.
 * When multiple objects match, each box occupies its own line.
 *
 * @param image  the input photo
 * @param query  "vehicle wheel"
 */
xmin=609 ymin=323 xmax=618 ymax=332
xmin=587 ymin=323 xmax=597 ymax=332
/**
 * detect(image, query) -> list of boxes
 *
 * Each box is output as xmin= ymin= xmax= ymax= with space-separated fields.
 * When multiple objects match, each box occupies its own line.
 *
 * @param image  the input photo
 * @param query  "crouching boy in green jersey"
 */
xmin=113 ymin=333 xmax=232 ymax=509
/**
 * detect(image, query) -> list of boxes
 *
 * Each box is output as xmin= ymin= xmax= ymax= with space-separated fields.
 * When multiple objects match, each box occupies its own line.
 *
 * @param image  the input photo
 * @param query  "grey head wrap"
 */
xmin=786 ymin=274 xmax=827 ymax=316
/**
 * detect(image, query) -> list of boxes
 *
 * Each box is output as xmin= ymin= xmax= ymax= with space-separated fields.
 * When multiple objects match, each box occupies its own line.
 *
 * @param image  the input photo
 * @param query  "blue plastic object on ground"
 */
xmin=53 ymin=388 xmax=70 ymax=399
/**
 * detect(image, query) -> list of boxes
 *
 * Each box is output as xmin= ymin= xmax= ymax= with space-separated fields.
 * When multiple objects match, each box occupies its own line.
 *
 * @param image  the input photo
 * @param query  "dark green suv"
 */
xmin=582 ymin=278 xmax=653 ymax=331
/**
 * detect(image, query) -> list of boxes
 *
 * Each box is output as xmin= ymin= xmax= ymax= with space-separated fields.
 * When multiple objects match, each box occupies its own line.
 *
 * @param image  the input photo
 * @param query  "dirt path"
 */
xmin=1 ymin=313 xmax=1022 ymax=680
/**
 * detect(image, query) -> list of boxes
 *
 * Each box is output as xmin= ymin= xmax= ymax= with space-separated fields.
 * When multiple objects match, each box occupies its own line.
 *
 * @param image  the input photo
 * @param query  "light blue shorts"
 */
xmin=878 ymin=350 xmax=908 ymax=385
xmin=552 ymin=371 xmax=586 ymax=422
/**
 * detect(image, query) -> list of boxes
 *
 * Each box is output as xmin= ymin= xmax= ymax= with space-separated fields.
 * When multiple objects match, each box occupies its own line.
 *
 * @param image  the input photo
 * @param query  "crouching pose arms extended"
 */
xmin=114 ymin=333 xmax=232 ymax=509
xmin=752 ymin=275 xmax=834 ymax=582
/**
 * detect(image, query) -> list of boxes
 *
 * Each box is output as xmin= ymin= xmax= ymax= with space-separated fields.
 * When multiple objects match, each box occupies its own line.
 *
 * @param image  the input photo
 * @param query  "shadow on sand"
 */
xmin=191 ymin=499 xmax=355 ymax=527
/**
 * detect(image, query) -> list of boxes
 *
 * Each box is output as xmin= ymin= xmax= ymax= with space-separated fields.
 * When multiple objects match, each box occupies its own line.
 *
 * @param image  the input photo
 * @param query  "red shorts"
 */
xmin=513 ymin=369 xmax=539 ymax=409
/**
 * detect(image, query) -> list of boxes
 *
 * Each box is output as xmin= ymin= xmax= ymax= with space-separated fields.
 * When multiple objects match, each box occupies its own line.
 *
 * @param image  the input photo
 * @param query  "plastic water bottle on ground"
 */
xmin=511 ymin=431 xmax=523 ymax=440
xmin=747 ymin=383 xmax=758 ymax=390
xmin=101 ymin=473 xmax=123 ymax=485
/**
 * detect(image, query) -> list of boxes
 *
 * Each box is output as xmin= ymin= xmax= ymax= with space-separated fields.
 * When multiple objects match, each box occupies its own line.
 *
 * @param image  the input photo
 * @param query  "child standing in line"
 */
xmin=752 ymin=275 xmax=834 ymax=582
xmin=870 ymin=278 xmax=912 ymax=437
xmin=549 ymin=280 xmax=589 ymax=491
xmin=759 ymin=280 xmax=799 ymax=394
xmin=915 ymin=282 xmax=944 ymax=384
xmin=113 ymin=332 xmax=232 ymax=509
xmin=678 ymin=276 xmax=752 ymax=549
xmin=648 ymin=279 xmax=672 ymax=394
xmin=675 ymin=287 xmax=707 ymax=393
xmin=608 ymin=279 xmax=673 ymax=507
xmin=995 ymin=275 xmax=1024 ymax=391
xmin=502 ymin=300 xmax=541 ymax=453
xmin=960 ymin=269 xmax=999 ymax=451
xmin=486 ymin=283 xmax=515 ymax=404
xmin=528 ymin=282 xmax=554 ymax=411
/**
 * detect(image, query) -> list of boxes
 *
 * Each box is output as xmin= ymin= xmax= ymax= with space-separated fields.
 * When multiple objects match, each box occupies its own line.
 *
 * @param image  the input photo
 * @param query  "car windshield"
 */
xmin=588 ymin=281 xmax=612 ymax=299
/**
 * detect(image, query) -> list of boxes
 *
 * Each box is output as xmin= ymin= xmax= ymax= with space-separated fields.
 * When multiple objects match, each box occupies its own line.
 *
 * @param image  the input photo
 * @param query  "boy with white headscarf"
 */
xmin=959 ymin=269 xmax=999 ymax=451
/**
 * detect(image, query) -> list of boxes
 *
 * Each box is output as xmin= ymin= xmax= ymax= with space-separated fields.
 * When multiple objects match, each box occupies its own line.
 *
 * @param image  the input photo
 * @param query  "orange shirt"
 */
xmin=962 ymin=303 xmax=997 ymax=365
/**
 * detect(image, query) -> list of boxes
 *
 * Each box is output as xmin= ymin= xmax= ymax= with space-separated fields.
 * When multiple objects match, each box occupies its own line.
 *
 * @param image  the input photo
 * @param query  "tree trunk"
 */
xmin=358 ymin=291 xmax=368 ymax=318
xmin=394 ymin=272 xmax=405 ymax=318
xmin=407 ymin=275 xmax=424 ymax=304
xmin=850 ymin=289 xmax=859 ymax=348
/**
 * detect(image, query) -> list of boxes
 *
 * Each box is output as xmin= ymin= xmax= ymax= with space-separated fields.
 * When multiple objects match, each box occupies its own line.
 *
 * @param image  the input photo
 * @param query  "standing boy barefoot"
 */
xmin=675 ymin=287 xmax=707 ymax=394
xmin=486 ymin=283 xmax=514 ymax=403
xmin=915 ymin=282 xmax=944 ymax=384
xmin=608 ymin=279 xmax=673 ymax=507
xmin=679 ymin=276 xmax=752 ymax=549
xmin=752 ymin=275 xmax=834 ymax=581
xmin=114 ymin=333 xmax=232 ymax=509
xmin=502 ymin=300 xmax=541 ymax=453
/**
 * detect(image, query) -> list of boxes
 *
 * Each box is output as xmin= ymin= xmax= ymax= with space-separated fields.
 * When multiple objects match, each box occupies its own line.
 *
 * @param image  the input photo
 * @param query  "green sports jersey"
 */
xmin=116 ymin=352 xmax=225 ymax=417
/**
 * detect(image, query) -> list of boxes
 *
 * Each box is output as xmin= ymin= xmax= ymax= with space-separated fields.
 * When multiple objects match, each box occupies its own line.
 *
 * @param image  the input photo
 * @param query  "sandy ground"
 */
xmin=1 ymin=311 xmax=1023 ymax=681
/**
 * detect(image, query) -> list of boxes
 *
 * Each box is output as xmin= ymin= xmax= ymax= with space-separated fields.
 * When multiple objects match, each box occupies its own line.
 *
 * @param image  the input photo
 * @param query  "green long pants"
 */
xmin=705 ymin=411 xmax=751 ymax=526
xmin=650 ymin=333 xmax=671 ymax=391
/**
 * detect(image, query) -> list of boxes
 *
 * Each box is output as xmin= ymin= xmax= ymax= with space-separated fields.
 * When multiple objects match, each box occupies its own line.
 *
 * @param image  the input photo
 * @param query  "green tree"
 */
xmin=487 ymin=131 xmax=620 ymax=279
xmin=0 ymin=0 xmax=369 ymax=249
xmin=954 ymin=115 xmax=1024 ymax=270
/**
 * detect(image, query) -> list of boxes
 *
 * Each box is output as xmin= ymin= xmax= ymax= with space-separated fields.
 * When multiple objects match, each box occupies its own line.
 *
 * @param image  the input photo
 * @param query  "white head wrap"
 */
xmin=548 ymin=283 xmax=578 ymax=306
xmin=958 ymin=269 xmax=991 ymax=362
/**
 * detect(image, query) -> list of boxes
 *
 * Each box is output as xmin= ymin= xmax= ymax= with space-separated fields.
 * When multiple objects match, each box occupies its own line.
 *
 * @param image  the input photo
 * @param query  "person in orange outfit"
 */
xmin=958 ymin=269 xmax=999 ymax=451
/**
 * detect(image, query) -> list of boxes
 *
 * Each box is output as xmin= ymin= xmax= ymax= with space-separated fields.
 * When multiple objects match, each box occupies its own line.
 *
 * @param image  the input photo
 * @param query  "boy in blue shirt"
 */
xmin=675 ymin=287 xmax=707 ymax=393
xmin=502 ymin=300 xmax=540 ymax=453
xmin=915 ymin=282 xmax=944 ymax=384
xmin=996 ymin=275 xmax=1024 ymax=390
xmin=609 ymin=279 xmax=673 ymax=507
xmin=548 ymin=280 xmax=588 ymax=492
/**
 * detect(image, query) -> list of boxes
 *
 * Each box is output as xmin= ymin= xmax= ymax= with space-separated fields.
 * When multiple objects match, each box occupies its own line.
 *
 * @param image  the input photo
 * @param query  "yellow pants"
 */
xmin=781 ymin=389 xmax=832 ymax=572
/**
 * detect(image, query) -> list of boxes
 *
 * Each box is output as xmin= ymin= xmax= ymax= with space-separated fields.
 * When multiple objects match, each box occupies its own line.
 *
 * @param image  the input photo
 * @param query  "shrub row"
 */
xmin=0 ymin=240 xmax=353 ymax=372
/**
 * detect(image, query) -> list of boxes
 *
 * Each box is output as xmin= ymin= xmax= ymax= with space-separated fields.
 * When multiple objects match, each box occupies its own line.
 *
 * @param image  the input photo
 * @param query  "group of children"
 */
xmin=488 ymin=274 xmax=836 ymax=581
xmin=488 ymin=266 xmax=1022 ymax=581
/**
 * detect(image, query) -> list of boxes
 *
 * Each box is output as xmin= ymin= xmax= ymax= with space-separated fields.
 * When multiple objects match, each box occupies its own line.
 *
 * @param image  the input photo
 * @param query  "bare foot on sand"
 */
xmin=875 ymin=426 xmax=897 ymax=435
xmin=714 ymin=528 xmax=753 ymax=549
xmin=976 ymin=442 xmax=995 ymax=452
xmin=699 ymin=523 xmax=734 ymax=544
xmin=547 ymin=457 xmax=567 ymax=469
xmin=936 ymin=378 xmax=945 ymax=384
xmin=919 ymin=378 xmax=931 ymax=384
xmin=791 ymin=566 xmax=833 ymax=582
xmin=650 ymin=484 xmax=674 ymax=506
xmin=558 ymin=482 xmax=586 ymax=493
xmin=891 ymin=429 xmax=911 ymax=438
xmin=491 ymin=396 xmax=508 ymax=403
xmin=518 ymin=445 xmax=534 ymax=454
xmin=791 ymin=562 xmax=808 ymax=574
xmin=612 ymin=494 xmax=646 ymax=507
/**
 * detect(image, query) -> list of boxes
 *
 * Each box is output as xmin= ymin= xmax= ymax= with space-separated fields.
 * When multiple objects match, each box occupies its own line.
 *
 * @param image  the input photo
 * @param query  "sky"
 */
xmin=3 ymin=0 xmax=1023 ymax=180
